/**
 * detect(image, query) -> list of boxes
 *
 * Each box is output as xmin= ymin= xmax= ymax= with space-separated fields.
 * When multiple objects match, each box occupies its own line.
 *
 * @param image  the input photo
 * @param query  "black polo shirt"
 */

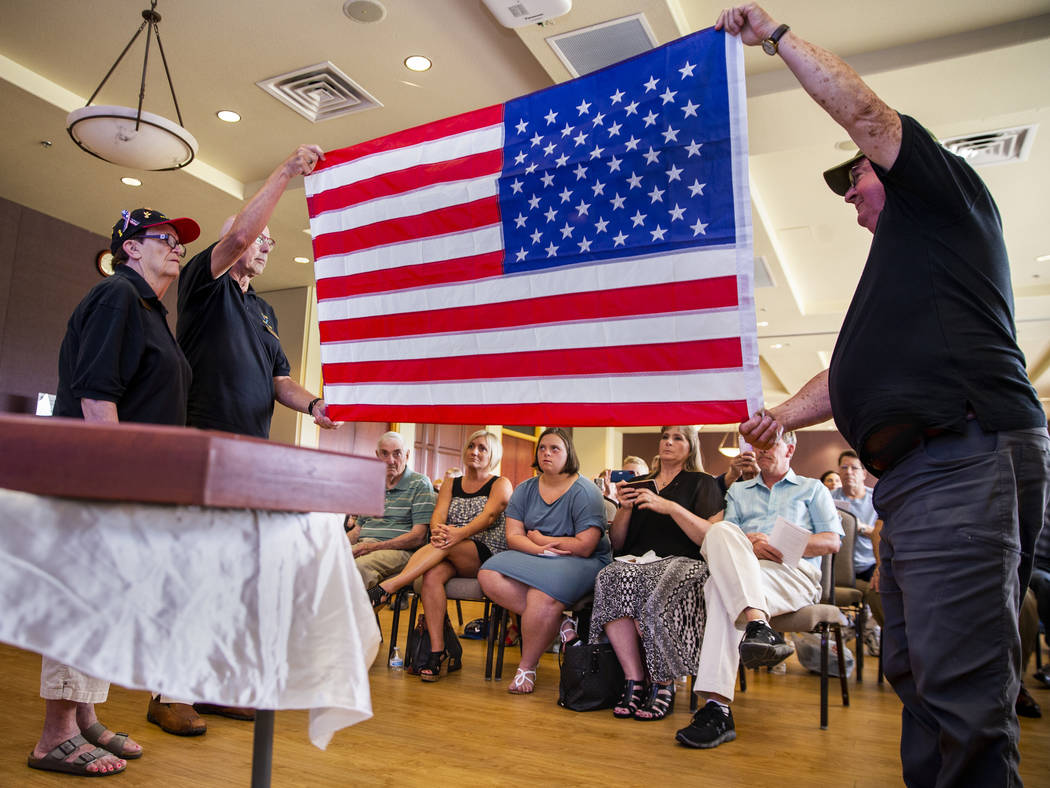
xmin=176 ymin=243 xmax=291 ymax=438
xmin=54 ymin=264 xmax=190 ymax=425
xmin=829 ymin=114 xmax=1045 ymax=469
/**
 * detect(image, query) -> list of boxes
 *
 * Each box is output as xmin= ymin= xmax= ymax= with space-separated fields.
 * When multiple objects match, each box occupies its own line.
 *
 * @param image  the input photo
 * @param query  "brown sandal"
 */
xmin=27 ymin=734 xmax=126 ymax=776
xmin=81 ymin=721 xmax=142 ymax=759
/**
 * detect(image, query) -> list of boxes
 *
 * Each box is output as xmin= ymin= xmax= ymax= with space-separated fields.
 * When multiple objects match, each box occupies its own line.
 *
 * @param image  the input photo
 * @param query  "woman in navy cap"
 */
xmin=29 ymin=208 xmax=200 ymax=777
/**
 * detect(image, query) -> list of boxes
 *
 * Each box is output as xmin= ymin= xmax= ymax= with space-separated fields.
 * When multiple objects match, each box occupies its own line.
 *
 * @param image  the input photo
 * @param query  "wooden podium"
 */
xmin=0 ymin=413 xmax=384 ymax=514
xmin=0 ymin=414 xmax=386 ymax=786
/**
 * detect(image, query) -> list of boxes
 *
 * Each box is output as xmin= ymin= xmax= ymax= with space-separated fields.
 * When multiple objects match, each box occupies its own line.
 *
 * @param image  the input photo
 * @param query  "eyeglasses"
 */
xmin=138 ymin=233 xmax=186 ymax=258
xmin=255 ymin=234 xmax=276 ymax=251
xmin=847 ymin=164 xmax=869 ymax=190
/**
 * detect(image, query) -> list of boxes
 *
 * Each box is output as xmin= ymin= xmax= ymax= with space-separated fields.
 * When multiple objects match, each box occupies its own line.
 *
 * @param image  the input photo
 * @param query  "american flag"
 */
xmin=305 ymin=28 xmax=760 ymax=426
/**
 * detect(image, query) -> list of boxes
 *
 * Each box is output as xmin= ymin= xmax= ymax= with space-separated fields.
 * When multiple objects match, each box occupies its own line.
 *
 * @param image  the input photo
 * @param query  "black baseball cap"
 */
xmin=822 ymin=152 xmax=866 ymax=197
xmin=110 ymin=208 xmax=201 ymax=255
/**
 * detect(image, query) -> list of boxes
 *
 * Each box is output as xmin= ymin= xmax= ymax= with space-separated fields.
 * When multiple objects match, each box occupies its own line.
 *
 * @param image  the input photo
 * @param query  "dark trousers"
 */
xmin=873 ymin=422 xmax=1050 ymax=788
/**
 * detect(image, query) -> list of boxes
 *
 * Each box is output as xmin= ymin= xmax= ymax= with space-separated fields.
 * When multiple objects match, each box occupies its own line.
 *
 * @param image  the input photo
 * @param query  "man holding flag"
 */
xmin=724 ymin=4 xmax=1049 ymax=785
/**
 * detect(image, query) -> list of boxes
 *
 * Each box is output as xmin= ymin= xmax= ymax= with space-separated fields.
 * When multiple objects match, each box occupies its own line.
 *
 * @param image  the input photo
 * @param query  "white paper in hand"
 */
xmin=614 ymin=550 xmax=662 ymax=565
xmin=768 ymin=516 xmax=810 ymax=567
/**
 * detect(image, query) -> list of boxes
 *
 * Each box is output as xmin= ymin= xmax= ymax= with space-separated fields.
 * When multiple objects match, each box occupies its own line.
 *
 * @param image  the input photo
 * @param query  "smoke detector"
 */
xmin=343 ymin=0 xmax=386 ymax=24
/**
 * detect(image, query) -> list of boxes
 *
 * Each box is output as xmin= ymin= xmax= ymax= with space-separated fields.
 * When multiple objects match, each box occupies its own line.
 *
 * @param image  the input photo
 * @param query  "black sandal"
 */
xmin=368 ymin=585 xmax=391 ymax=610
xmin=635 ymin=681 xmax=675 ymax=721
xmin=420 ymin=650 xmax=449 ymax=682
xmin=613 ymin=679 xmax=647 ymax=718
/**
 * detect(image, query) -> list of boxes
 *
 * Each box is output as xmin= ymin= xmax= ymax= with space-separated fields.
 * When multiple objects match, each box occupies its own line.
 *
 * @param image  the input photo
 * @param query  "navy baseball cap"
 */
xmin=110 ymin=208 xmax=201 ymax=255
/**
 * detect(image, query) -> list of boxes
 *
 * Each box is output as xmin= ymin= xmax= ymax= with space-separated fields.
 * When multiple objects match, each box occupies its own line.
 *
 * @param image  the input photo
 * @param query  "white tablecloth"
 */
xmin=0 ymin=487 xmax=380 ymax=749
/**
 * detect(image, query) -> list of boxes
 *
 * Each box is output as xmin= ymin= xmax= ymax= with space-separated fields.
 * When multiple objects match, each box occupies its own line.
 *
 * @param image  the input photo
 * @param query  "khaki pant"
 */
xmin=693 ymin=520 xmax=822 ymax=701
xmin=40 ymin=657 xmax=108 ymax=704
xmin=354 ymin=539 xmax=412 ymax=589
xmin=855 ymin=577 xmax=885 ymax=627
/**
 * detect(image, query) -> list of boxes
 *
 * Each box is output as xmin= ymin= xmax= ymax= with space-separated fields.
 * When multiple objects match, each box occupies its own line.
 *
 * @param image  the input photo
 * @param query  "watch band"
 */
xmin=762 ymin=23 xmax=790 ymax=56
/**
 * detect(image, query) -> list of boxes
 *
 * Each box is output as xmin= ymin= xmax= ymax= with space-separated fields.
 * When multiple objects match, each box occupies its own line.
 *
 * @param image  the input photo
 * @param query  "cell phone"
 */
xmin=610 ymin=469 xmax=636 ymax=483
xmin=622 ymin=478 xmax=658 ymax=493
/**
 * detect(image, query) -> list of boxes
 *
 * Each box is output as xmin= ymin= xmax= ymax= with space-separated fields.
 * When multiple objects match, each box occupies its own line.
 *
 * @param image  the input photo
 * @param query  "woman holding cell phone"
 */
xmin=589 ymin=425 xmax=725 ymax=721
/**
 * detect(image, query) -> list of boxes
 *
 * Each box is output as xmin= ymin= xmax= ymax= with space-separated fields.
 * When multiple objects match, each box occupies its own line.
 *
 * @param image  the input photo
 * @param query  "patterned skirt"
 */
xmin=588 ymin=556 xmax=709 ymax=683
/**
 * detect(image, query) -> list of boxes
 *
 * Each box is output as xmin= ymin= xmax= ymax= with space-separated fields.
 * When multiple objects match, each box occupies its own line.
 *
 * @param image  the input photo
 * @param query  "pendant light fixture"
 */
xmin=66 ymin=0 xmax=197 ymax=171
xmin=718 ymin=432 xmax=740 ymax=458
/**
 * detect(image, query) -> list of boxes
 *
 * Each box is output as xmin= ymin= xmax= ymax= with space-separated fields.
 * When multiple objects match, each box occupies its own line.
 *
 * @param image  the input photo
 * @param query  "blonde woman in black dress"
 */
xmin=589 ymin=426 xmax=724 ymax=720
xmin=369 ymin=430 xmax=511 ymax=679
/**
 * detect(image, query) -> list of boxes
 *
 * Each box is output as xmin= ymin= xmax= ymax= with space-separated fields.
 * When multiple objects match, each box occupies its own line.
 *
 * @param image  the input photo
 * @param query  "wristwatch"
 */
xmin=762 ymin=24 xmax=790 ymax=56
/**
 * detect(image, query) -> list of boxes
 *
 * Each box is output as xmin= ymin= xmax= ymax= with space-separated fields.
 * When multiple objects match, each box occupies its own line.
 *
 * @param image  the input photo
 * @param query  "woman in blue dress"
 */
xmin=479 ymin=428 xmax=611 ymax=694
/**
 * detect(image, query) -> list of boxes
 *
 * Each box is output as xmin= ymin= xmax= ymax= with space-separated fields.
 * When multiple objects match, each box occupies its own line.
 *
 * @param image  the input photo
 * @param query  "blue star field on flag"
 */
xmin=499 ymin=31 xmax=733 ymax=275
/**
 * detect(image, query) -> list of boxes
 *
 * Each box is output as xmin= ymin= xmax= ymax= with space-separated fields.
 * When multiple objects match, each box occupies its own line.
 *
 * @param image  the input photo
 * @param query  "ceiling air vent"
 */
xmin=546 ymin=14 xmax=657 ymax=78
xmin=256 ymin=62 xmax=381 ymax=122
xmin=941 ymin=125 xmax=1037 ymax=167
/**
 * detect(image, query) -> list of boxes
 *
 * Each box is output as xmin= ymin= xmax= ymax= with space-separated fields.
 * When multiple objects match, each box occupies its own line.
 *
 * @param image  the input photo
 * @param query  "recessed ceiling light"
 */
xmin=216 ymin=110 xmax=241 ymax=123
xmin=770 ymin=343 xmax=785 ymax=349
xmin=834 ymin=140 xmax=858 ymax=152
xmin=757 ymin=321 xmax=769 ymax=327
xmin=404 ymin=55 xmax=432 ymax=72
xmin=121 ymin=176 xmax=142 ymax=187
xmin=1036 ymin=253 xmax=1050 ymax=262
xmin=293 ymin=257 xmax=310 ymax=264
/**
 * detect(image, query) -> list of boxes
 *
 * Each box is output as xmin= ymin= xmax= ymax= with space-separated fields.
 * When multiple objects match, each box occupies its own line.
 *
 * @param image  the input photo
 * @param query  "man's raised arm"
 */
xmin=208 ymin=144 xmax=324 ymax=278
xmin=716 ymin=4 xmax=901 ymax=170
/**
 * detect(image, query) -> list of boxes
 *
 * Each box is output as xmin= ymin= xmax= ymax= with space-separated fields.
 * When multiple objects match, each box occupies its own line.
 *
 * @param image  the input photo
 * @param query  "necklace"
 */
xmin=655 ymin=471 xmax=679 ymax=491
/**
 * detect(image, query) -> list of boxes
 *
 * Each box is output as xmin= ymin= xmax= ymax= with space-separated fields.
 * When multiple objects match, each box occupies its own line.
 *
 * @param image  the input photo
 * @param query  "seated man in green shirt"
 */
xmin=348 ymin=431 xmax=436 ymax=590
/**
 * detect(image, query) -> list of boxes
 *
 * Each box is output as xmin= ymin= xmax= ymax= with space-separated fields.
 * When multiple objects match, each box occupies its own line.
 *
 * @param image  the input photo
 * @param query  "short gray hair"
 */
xmin=377 ymin=431 xmax=406 ymax=450
xmin=780 ymin=430 xmax=797 ymax=447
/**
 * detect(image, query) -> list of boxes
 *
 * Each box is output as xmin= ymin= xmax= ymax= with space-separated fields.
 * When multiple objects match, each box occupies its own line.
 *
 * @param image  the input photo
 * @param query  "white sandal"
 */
xmin=508 ymin=667 xmax=537 ymax=694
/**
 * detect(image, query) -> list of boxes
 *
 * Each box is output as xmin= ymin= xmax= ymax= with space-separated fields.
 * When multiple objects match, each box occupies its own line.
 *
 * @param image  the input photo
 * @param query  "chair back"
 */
xmin=819 ymin=553 xmax=834 ymax=604
xmin=835 ymin=509 xmax=858 ymax=589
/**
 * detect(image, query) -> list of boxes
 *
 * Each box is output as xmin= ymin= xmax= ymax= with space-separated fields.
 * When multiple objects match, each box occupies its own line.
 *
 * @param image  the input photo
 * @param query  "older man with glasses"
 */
xmin=175 ymin=143 xmax=337 ymax=442
xmin=726 ymin=4 xmax=1050 ymax=785
xmin=832 ymin=449 xmax=883 ymax=652
xmin=149 ymin=145 xmax=339 ymax=737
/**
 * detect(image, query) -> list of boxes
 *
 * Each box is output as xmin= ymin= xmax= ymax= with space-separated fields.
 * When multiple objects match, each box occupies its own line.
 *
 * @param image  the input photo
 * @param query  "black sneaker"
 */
xmin=675 ymin=702 xmax=736 ymax=749
xmin=738 ymin=620 xmax=793 ymax=669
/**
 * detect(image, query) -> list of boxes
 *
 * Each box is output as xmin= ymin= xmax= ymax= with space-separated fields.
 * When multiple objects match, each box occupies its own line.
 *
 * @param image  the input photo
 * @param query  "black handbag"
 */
xmin=557 ymin=638 xmax=625 ymax=711
xmin=405 ymin=612 xmax=462 ymax=675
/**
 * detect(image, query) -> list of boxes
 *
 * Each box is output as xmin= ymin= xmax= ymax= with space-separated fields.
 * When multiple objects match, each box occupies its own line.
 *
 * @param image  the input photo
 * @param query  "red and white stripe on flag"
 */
xmin=305 ymin=30 xmax=761 ymax=426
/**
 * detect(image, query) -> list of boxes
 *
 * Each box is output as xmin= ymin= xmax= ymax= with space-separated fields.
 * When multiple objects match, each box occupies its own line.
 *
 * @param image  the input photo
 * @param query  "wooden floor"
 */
xmin=4 ymin=602 xmax=1050 ymax=787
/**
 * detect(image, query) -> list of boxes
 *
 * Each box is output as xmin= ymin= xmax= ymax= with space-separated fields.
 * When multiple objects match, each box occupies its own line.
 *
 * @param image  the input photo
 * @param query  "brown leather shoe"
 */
xmin=147 ymin=697 xmax=207 ymax=736
xmin=193 ymin=703 xmax=256 ymax=721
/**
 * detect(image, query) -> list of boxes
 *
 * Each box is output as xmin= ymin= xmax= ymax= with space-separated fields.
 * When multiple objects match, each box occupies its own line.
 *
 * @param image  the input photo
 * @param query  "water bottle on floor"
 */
xmin=389 ymin=646 xmax=404 ymax=672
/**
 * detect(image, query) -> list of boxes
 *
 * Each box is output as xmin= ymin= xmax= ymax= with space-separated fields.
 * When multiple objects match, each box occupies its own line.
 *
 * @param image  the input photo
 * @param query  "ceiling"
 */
xmin=1 ymin=0 xmax=1048 ymax=423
